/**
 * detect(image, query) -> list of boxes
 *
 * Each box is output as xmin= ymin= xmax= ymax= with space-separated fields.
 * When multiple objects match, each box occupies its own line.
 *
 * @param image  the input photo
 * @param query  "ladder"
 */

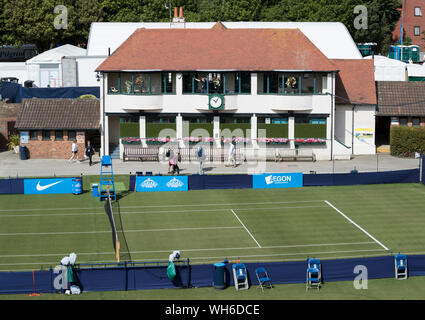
xmin=99 ymin=155 xmax=116 ymax=201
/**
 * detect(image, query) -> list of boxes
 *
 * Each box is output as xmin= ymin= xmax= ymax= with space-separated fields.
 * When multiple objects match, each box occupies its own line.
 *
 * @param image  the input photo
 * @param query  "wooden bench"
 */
xmin=123 ymin=145 xmax=159 ymax=162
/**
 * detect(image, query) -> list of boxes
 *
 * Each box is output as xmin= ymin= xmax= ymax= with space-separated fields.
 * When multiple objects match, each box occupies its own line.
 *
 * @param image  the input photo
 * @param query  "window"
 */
xmin=161 ymin=72 xmax=175 ymax=94
xmin=120 ymin=116 xmax=139 ymax=123
xmin=55 ymin=130 xmax=63 ymax=141
xmin=42 ymin=130 xmax=51 ymax=141
xmin=68 ymin=130 xmax=76 ymax=141
xmin=415 ymin=7 xmax=422 ymax=16
xmin=29 ymin=130 xmax=38 ymax=140
xmin=108 ymin=73 xmax=120 ymax=94
xmin=414 ymin=26 xmax=420 ymax=36
xmin=271 ymin=118 xmax=288 ymax=124
xmin=399 ymin=117 xmax=408 ymax=126
xmin=412 ymin=117 xmax=421 ymax=127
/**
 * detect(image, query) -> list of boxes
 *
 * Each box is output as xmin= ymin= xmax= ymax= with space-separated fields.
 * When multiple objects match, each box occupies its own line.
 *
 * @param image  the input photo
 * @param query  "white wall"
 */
xmin=335 ymin=104 xmax=376 ymax=155
xmin=76 ymin=56 xmax=106 ymax=87
xmin=0 ymin=63 xmax=28 ymax=84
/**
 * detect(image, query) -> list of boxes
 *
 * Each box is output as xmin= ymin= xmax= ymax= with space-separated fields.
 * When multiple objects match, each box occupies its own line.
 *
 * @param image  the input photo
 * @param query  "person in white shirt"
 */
xmin=69 ymin=140 xmax=80 ymax=163
xmin=227 ymin=141 xmax=236 ymax=167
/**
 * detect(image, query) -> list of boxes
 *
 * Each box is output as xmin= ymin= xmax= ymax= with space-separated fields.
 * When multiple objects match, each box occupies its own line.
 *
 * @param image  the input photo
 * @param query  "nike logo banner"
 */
xmin=24 ymin=178 xmax=76 ymax=194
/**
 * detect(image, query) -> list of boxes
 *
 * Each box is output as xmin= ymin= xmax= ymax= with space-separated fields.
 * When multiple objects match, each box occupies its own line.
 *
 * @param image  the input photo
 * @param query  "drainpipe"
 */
xmin=330 ymin=72 xmax=335 ymax=161
xmin=352 ymin=105 xmax=355 ymax=155
xmin=102 ymin=73 xmax=106 ymax=156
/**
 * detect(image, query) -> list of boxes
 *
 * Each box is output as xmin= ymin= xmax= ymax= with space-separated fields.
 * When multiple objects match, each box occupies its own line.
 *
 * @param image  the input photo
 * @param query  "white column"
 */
xmin=251 ymin=114 xmax=257 ymax=140
xmin=104 ymin=115 xmax=110 ymax=155
xmin=176 ymin=73 xmax=183 ymax=96
xmin=213 ymin=116 xmax=220 ymax=147
xmin=139 ymin=115 xmax=147 ymax=147
xmin=288 ymin=116 xmax=295 ymax=149
xmin=251 ymin=73 xmax=257 ymax=96
xmin=176 ymin=114 xmax=183 ymax=139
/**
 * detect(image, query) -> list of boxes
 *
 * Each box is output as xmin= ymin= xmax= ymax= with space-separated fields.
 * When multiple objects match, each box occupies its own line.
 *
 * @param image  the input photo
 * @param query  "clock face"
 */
xmin=210 ymin=95 xmax=223 ymax=109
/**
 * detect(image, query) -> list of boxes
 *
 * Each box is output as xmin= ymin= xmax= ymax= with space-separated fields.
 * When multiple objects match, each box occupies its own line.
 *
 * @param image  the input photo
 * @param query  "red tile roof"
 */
xmin=96 ymin=24 xmax=337 ymax=72
xmin=332 ymin=59 xmax=377 ymax=105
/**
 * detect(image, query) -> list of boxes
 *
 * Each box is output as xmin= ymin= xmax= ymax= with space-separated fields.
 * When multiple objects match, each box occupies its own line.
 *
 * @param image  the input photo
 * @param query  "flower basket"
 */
xmin=122 ymin=137 xmax=142 ymax=145
xmin=294 ymin=138 xmax=326 ymax=145
xmin=257 ymin=138 xmax=289 ymax=145
xmin=145 ymin=137 xmax=176 ymax=145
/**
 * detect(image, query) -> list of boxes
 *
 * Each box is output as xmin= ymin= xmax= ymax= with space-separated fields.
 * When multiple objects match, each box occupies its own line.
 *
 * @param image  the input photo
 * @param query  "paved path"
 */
xmin=0 ymin=150 xmax=420 ymax=178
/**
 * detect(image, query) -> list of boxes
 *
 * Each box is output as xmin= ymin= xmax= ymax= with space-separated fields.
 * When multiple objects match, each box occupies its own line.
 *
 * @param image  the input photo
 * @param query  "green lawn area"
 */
xmin=1 ymin=181 xmax=425 ymax=299
xmin=2 ymin=276 xmax=425 ymax=300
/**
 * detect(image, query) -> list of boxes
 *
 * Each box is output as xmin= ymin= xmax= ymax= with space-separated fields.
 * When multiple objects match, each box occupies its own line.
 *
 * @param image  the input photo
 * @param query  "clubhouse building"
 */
xmin=95 ymin=20 xmax=377 ymax=161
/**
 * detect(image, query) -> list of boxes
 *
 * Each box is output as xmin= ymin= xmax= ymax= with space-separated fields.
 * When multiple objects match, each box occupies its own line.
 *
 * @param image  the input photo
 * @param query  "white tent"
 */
xmin=26 ymin=44 xmax=86 ymax=88
xmin=364 ymin=55 xmax=407 ymax=81
xmin=86 ymin=21 xmax=362 ymax=59
xmin=407 ymin=63 xmax=425 ymax=79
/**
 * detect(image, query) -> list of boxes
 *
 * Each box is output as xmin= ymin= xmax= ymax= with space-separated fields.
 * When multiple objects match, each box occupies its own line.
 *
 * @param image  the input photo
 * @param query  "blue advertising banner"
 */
xmin=24 ymin=178 xmax=76 ymax=195
xmin=135 ymin=176 xmax=188 ymax=192
xmin=253 ymin=173 xmax=303 ymax=189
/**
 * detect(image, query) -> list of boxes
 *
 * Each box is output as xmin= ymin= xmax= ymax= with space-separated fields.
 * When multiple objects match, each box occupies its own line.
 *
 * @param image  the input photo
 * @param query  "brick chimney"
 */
xmin=172 ymin=6 xmax=185 ymax=25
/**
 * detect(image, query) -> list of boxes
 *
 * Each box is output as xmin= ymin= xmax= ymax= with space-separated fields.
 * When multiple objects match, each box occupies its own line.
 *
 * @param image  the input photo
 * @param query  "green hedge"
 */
xmin=220 ymin=124 xmax=251 ymax=137
xmin=185 ymin=123 xmax=214 ymax=137
xmin=257 ymin=124 xmax=288 ymax=138
xmin=294 ymin=124 xmax=326 ymax=138
xmin=390 ymin=126 xmax=425 ymax=157
xmin=146 ymin=123 xmax=176 ymax=138
xmin=120 ymin=123 xmax=140 ymax=138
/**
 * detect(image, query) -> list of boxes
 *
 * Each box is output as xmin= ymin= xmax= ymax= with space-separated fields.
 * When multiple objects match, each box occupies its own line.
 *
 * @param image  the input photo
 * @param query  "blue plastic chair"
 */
xmin=255 ymin=267 xmax=273 ymax=291
xmin=306 ymin=258 xmax=322 ymax=291
xmin=395 ymin=254 xmax=408 ymax=280
xmin=232 ymin=263 xmax=249 ymax=290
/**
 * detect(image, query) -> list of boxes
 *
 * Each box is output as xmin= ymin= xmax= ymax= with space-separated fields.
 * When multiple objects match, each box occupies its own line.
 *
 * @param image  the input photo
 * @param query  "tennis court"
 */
xmin=1 ymin=183 xmax=425 ymax=271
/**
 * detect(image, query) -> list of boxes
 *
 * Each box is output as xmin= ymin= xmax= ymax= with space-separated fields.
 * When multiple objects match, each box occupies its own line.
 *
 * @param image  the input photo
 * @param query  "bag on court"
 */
xmin=167 ymin=261 xmax=176 ymax=281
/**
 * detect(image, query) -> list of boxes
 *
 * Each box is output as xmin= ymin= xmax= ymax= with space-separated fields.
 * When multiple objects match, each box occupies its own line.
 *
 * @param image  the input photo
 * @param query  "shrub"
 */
xmin=390 ymin=126 xmax=425 ymax=157
xmin=6 ymin=134 xmax=20 ymax=150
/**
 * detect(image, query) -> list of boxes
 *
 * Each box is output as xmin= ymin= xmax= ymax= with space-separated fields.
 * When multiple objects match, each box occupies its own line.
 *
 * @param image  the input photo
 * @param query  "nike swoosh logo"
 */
xmin=36 ymin=180 xmax=64 ymax=191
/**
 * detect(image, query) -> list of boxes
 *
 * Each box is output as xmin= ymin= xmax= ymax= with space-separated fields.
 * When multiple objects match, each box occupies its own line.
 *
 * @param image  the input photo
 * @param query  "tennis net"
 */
xmin=104 ymin=191 xmax=131 ymax=262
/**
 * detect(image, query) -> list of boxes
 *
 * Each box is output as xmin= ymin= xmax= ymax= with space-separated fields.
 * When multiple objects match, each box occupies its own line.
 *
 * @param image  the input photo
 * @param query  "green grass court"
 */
xmin=1 ymin=180 xmax=425 ymax=272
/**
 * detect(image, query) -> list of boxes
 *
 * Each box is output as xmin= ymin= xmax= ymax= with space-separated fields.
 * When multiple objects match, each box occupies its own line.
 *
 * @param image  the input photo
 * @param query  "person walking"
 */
xmin=171 ymin=152 xmax=181 ymax=175
xmin=227 ymin=141 xmax=236 ymax=167
xmin=197 ymin=145 xmax=205 ymax=175
xmin=166 ymin=148 xmax=174 ymax=174
xmin=69 ymin=140 xmax=80 ymax=163
xmin=85 ymin=141 xmax=95 ymax=166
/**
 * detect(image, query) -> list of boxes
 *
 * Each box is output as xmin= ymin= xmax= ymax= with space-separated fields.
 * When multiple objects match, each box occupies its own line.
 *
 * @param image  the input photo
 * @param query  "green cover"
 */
xmin=167 ymin=261 xmax=176 ymax=281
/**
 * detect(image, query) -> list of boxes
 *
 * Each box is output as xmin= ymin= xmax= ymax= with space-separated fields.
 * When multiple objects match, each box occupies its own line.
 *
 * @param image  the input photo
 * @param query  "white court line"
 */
xmin=0 ymin=205 xmax=328 ymax=218
xmin=0 ymin=200 xmax=325 ymax=212
xmin=0 ymin=226 xmax=243 ymax=236
xmin=0 ymin=248 xmax=387 ymax=268
xmin=230 ymin=209 xmax=262 ymax=248
xmin=324 ymin=200 xmax=389 ymax=251
xmin=120 ymin=248 xmax=388 ymax=263
xmin=0 ymin=241 xmax=376 ymax=258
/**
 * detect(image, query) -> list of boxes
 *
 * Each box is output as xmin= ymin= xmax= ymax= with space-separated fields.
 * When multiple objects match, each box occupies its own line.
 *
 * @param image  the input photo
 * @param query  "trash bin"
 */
xmin=91 ymin=184 xmax=98 ymax=197
xmin=19 ymin=146 xmax=27 ymax=160
xmin=72 ymin=178 xmax=82 ymax=195
xmin=213 ymin=262 xmax=226 ymax=289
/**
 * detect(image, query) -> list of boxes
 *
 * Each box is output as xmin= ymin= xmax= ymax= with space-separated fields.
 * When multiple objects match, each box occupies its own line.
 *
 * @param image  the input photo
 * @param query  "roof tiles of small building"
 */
xmin=332 ymin=59 xmax=377 ymax=105
xmin=96 ymin=24 xmax=337 ymax=72
xmin=15 ymin=98 xmax=100 ymax=130
xmin=376 ymin=81 xmax=425 ymax=116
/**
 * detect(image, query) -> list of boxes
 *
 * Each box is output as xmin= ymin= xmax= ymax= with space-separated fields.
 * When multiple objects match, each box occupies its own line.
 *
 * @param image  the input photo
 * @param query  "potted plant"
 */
xmin=7 ymin=134 xmax=20 ymax=153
